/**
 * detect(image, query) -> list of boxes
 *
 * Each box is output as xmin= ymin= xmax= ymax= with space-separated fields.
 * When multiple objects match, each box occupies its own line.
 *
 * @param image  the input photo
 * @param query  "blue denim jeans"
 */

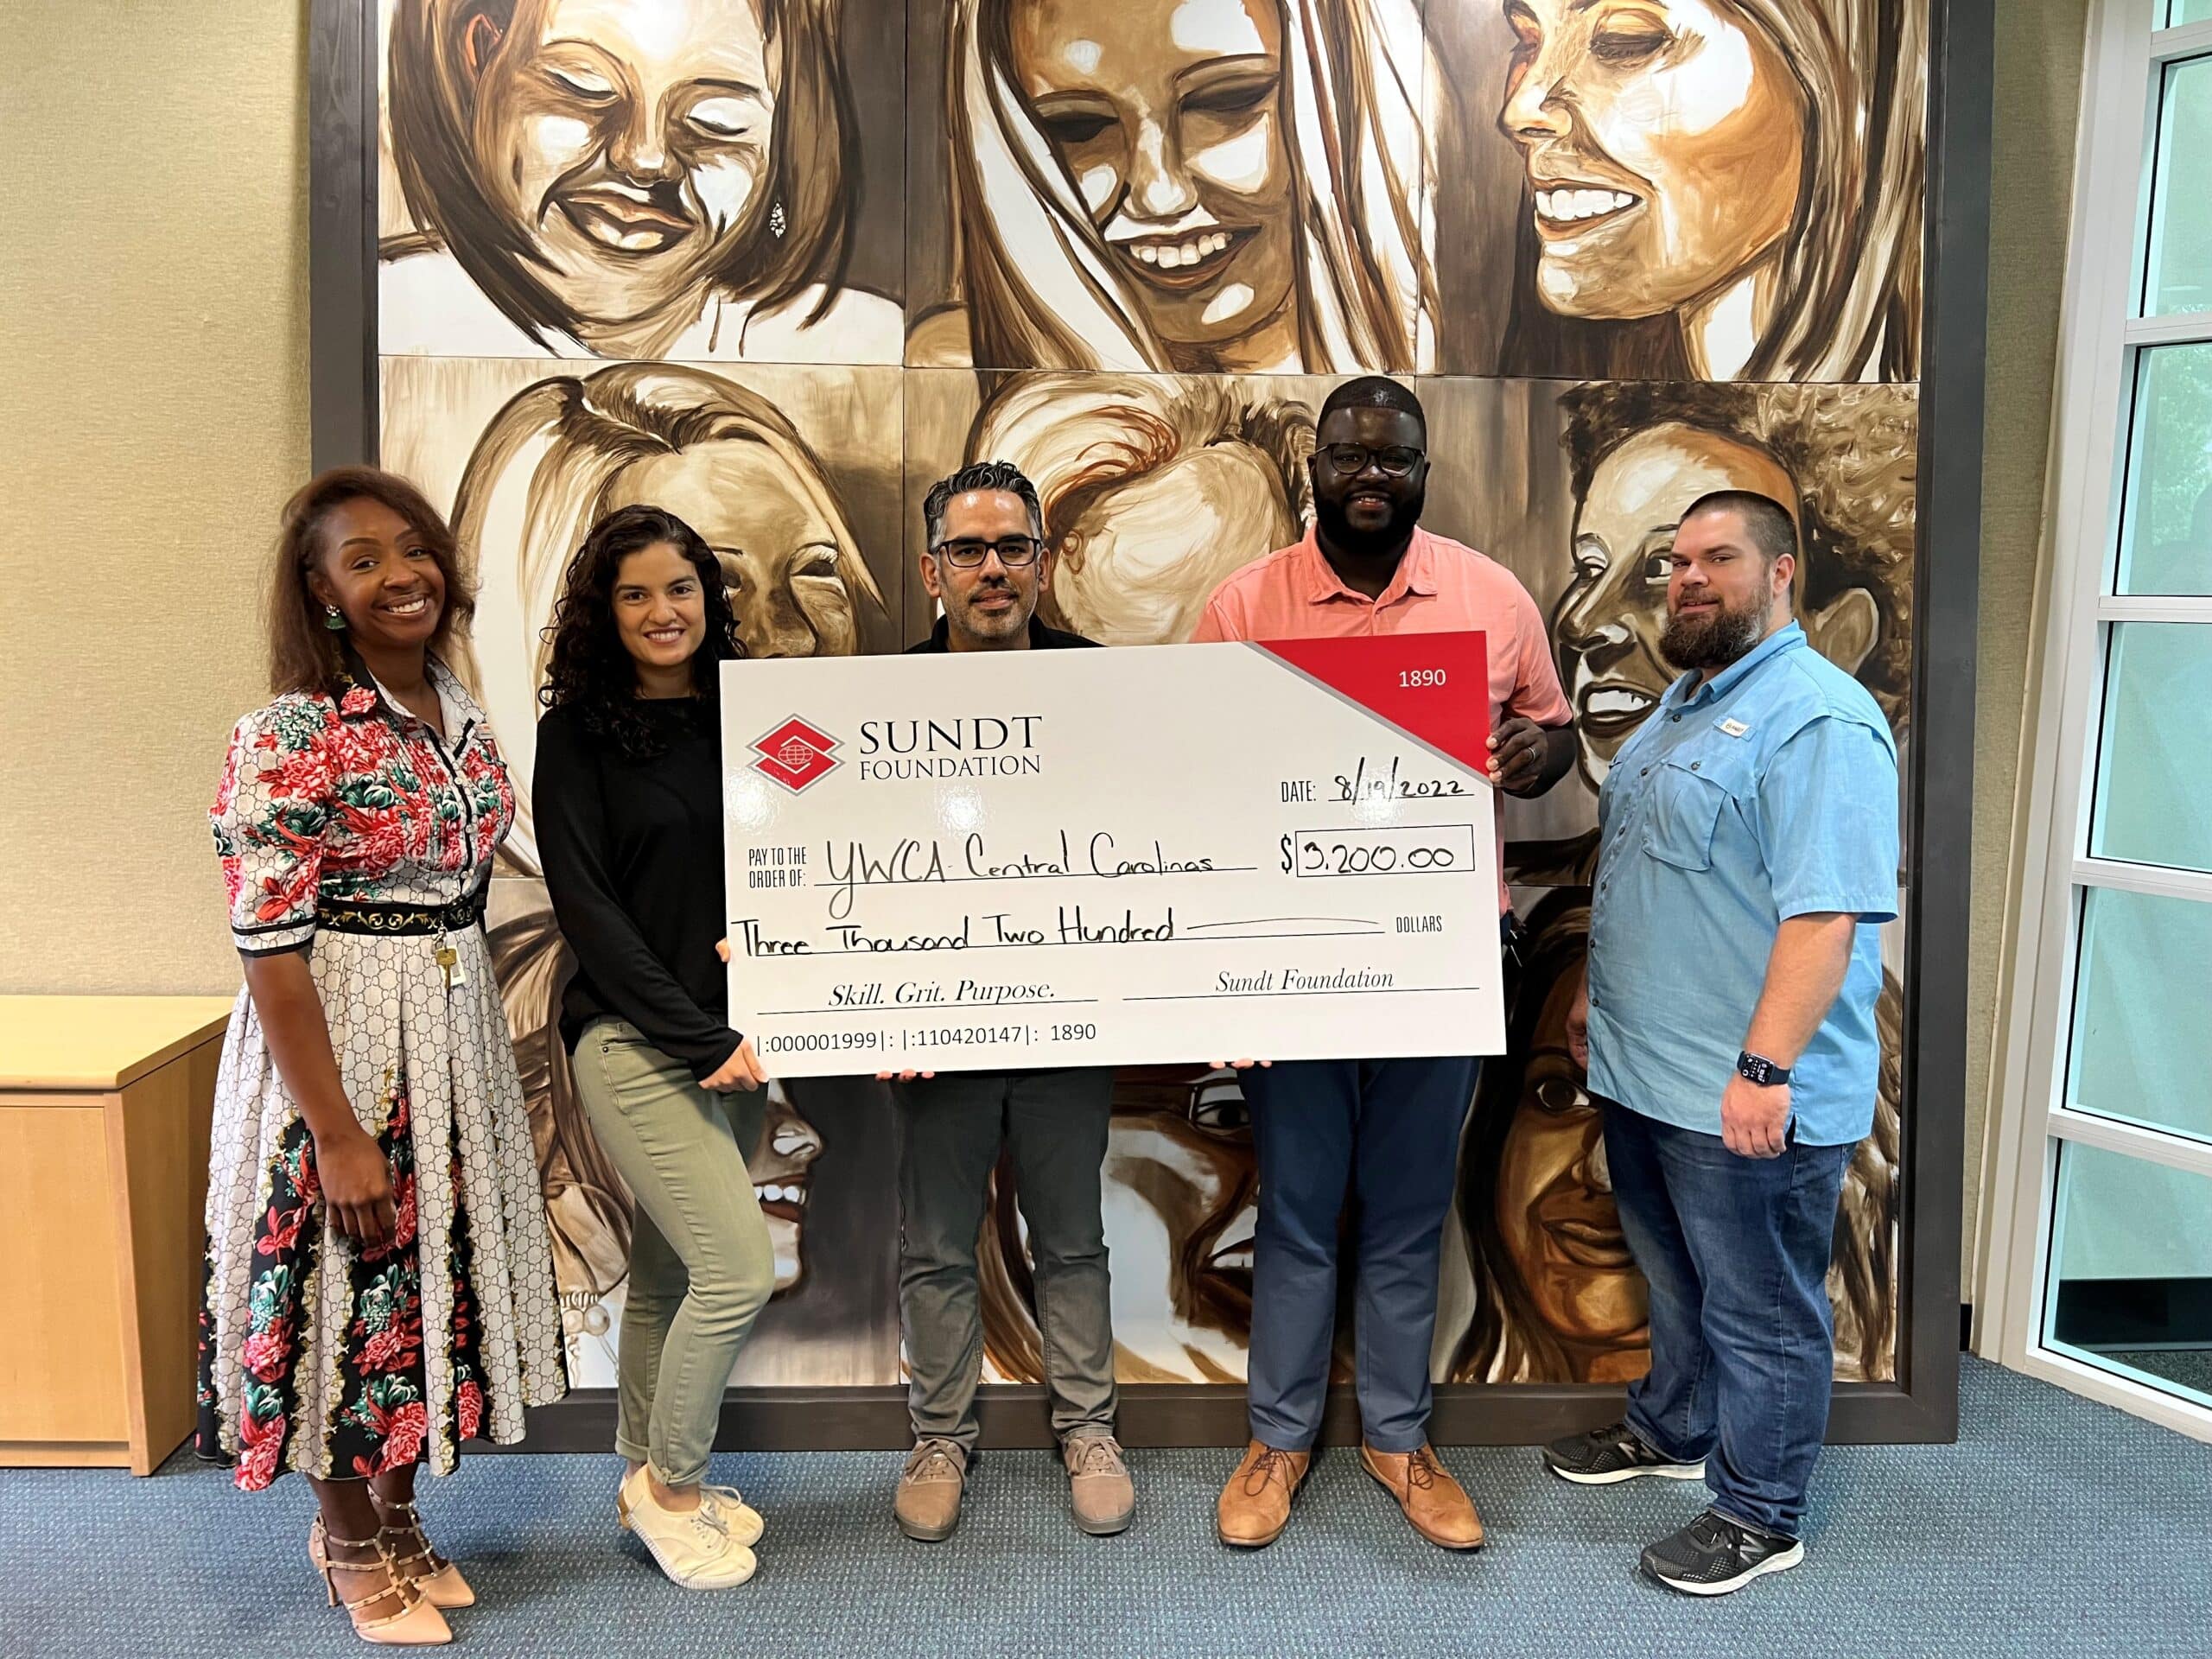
xmin=1600 ymin=1099 xmax=1853 ymax=1541
xmin=1243 ymin=1056 xmax=1478 ymax=1452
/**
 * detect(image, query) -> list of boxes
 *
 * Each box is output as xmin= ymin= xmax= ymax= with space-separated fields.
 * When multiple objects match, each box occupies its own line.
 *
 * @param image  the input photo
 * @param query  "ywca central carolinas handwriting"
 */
xmin=820 ymin=830 xmax=1220 ymax=919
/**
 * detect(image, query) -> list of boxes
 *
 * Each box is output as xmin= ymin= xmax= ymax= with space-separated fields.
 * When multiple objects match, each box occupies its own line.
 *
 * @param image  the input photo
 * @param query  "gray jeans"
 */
xmin=574 ymin=1019 xmax=774 ymax=1486
xmin=895 ymin=1067 xmax=1117 ymax=1452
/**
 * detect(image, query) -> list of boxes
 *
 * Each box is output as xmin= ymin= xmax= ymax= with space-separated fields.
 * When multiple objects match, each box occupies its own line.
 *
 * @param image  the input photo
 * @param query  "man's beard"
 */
xmin=1315 ymin=478 xmax=1426 ymax=558
xmin=1660 ymin=591 xmax=1770 ymax=672
xmin=951 ymin=577 xmax=1029 ymax=640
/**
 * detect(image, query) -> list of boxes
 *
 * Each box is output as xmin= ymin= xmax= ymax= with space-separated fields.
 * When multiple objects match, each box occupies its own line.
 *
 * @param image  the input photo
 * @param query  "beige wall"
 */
xmin=0 ymin=3 xmax=309 ymax=995
xmin=1964 ymin=0 xmax=2092 ymax=1274
xmin=0 ymin=0 xmax=2087 ymax=1292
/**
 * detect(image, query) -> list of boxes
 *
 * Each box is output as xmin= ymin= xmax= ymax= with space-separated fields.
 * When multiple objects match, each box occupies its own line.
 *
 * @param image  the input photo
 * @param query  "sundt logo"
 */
xmin=752 ymin=716 xmax=841 ymax=792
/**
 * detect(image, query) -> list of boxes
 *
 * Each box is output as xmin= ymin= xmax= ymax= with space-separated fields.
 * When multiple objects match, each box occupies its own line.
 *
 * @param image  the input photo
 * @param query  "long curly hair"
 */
xmin=538 ymin=505 xmax=743 ymax=761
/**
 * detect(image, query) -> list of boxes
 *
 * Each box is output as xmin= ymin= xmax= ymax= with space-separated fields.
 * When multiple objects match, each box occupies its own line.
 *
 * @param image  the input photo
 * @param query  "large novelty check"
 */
xmin=721 ymin=632 xmax=1505 ymax=1077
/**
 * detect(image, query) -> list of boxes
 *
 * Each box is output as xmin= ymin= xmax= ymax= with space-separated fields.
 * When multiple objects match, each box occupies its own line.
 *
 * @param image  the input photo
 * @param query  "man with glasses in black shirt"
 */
xmin=884 ymin=462 xmax=1132 ymax=1543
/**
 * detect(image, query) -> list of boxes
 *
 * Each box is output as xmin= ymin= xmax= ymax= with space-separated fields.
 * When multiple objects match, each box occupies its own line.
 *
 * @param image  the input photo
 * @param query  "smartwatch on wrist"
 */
xmin=1736 ymin=1050 xmax=1791 ymax=1088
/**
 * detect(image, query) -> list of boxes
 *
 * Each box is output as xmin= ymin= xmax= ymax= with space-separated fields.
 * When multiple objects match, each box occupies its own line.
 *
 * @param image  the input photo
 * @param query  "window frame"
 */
xmin=1980 ymin=0 xmax=2212 ymax=1443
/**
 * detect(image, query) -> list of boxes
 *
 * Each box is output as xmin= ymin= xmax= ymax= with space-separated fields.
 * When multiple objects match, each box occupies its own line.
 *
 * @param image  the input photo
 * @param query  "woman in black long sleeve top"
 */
xmin=533 ymin=505 xmax=772 ymax=1592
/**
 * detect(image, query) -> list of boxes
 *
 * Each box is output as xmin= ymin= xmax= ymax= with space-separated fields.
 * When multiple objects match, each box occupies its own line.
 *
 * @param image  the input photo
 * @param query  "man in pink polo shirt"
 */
xmin=1196 ymin=376 xmax=1574 ymax=1554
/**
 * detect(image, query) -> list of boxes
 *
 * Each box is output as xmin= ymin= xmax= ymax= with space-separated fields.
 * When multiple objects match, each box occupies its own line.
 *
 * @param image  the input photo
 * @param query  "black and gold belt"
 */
xmin=319 ymin=885 xmax=489 ymax=938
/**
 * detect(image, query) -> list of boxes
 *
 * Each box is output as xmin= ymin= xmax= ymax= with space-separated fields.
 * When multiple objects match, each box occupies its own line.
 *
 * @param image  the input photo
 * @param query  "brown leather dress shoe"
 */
xmin=1216 ymin=1440 xmax=1310 ymax=1548
xmin=1360 ymin=1443 xmax=1484 ymax=1550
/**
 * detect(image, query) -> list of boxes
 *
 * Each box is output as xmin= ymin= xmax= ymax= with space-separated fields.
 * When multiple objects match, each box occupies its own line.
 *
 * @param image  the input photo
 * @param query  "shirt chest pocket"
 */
xmin=1642 ymin=749 xmax=1753 ymax=873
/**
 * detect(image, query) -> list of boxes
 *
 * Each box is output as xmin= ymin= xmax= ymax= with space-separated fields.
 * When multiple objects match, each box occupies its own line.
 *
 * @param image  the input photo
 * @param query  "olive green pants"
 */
xmin=574 ymin=1019 xmax=773 ymax=1486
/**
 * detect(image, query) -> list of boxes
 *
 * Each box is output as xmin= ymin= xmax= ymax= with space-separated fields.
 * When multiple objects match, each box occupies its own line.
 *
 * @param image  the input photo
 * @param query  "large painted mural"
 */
xmin=372 ymin=0 xmax=1927 ymax=1391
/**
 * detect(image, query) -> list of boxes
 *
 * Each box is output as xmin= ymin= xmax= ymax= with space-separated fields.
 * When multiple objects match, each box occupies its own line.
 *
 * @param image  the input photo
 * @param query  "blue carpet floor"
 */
xmin=7 ymin=1357 xmax=2208 ymax=1659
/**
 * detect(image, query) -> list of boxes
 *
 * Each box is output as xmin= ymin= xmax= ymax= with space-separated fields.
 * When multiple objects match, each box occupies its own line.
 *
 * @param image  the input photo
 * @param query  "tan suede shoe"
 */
xmin=1065 ymin=1434 xmax=1135 ymax=1535
xmin=1216 ymin=1440 xmax=1310 ymax=1548
xmin=893 ymin=1438 xmax=969 ymax=1542
xmin=1360 ymin=1443 xmax=1484 ymax=1550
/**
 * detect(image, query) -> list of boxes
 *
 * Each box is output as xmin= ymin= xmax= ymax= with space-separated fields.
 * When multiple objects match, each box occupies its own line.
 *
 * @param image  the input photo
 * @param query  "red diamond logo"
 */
xmin=752 ymin=716 xmax=840 ymax=792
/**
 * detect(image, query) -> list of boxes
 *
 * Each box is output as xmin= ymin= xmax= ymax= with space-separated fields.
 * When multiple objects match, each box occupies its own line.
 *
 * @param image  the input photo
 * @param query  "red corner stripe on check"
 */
xmin=1255 ymin=632 xmax=1491 ymax=774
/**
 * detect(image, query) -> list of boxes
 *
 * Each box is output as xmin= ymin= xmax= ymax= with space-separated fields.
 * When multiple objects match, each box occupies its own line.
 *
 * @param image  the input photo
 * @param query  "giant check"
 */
xmin=721 ymin=632 xmax=1505 ymax=1077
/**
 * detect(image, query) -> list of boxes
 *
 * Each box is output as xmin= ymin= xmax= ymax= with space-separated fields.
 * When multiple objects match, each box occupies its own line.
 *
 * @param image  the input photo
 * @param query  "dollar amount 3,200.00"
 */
xmin=1280 ymin=823 xmax=1478 ymax=878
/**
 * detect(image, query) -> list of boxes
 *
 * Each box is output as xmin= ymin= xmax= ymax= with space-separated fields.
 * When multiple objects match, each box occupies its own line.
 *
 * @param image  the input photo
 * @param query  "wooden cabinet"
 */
xmin=0 ymin=996 xmax=234 ymax=1473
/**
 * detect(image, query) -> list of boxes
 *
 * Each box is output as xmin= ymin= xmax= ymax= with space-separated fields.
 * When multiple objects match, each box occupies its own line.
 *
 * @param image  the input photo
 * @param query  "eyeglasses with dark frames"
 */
xmin=1315 ymin=443 xmax=1425 ymax=478
xmin=931 ymin=536 xmax=1043 ymax=569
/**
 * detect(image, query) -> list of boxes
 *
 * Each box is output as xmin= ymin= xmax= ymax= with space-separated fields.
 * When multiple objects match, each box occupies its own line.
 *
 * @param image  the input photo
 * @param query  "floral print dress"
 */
xmin=197 ymin=653 xmax=566 ymax=1489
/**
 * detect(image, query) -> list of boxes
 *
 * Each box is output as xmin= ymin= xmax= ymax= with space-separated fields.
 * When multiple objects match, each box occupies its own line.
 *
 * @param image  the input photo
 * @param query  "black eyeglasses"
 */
xmin=1316 ymin=442 xmax=1425 ymax=478
xmin=933 ymin=536 xmax=1042 ymax=569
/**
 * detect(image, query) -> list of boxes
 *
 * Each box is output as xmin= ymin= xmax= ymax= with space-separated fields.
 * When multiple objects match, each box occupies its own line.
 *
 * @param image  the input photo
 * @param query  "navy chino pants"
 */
xmin=1242 ymin=1055 xmax=1478 ymax=1452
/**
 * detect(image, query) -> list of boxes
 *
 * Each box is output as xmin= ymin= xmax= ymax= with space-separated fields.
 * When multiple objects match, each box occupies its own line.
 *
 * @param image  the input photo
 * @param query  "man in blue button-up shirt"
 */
xmin=1538 ymin=490 xmax=1899 ymax=1598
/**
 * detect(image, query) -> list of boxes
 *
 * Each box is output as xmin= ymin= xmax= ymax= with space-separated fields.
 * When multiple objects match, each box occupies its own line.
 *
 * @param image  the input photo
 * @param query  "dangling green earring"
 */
xmin=323 ymin=603 xmax=346 ymax=632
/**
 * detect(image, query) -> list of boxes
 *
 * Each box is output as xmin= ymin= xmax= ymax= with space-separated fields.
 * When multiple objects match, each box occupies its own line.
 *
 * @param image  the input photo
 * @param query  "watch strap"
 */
xmin=1737 ymin=1050 xmax=1791 ymax=1087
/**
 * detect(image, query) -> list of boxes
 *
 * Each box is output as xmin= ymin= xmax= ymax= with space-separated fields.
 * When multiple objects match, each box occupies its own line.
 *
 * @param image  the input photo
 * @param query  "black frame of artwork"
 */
xmin=308 ymin=0 xmax=1989 ymax=1449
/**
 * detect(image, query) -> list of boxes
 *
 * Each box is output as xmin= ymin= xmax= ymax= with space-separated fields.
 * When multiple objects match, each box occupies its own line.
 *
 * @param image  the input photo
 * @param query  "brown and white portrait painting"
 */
xmin=378 ymin=0 xmax=907 ymax=364
xmin=381 ymin=353 xmax=906 ymax=1385
xmin=905 ymin=368 xmax=1319 ymax=645
xmin=1427 ymin=0 xmax=1925 ymax=381
xmin=912 ymin=372 xmax=1917 ymax=1385
xmin=906 ymin=0 xmax=1438 ymax=375
xmin=363 ymin=0 xmax=1935 ymax=1397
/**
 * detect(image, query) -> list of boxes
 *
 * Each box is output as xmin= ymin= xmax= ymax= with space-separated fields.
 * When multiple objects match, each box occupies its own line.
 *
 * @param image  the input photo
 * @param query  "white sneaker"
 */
xmin=701 ymin=1483 xmax=766 ymax=1547
xmin=620 ymin=1474 xmax=766 ymax=1548
xmin=618 ymin=1465 xmax=758 ymax=1590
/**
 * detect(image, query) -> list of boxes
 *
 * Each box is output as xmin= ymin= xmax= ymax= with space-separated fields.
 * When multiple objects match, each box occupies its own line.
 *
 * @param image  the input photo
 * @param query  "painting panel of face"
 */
xmin=1101 ymin=1071 xmax=1258 ymax=1382
xmin=1458 ymin=903 xmax=1647 ymax=1383
xmin=921 ymin=484 xmax=1051 ymax=647
xmin=1493 ymin=0 xmax=1927 ymax=382
xmin=400 ymin=362 xmax=886 ymax=1382
xmin=752 ymin=1082 xmax=825 ymax=1294
xmin=1555 ymin=397 xmax=1892 ymax=791
xmin=1008 ymin=0 xmax=1297 ymax=363
xmin=976 ymin=1067 xmax=1258 ymax=1385
xmin=925 ymin=0 xmax=1436 ymax=374
xmin=468 ymin=0 xmax=779 ymax=327
xmin=969 ymin=373 xmax=1313 ymax=645
xmin=728 ymin=1077 xmax=906 ymax=1384
xmin=1454 ymin=897 xmax=1904 ymax=1383
xmin=441 ymin=361 xmax=885 ymax=856
xmin=385 ymin=0 xmax=900 ymax=361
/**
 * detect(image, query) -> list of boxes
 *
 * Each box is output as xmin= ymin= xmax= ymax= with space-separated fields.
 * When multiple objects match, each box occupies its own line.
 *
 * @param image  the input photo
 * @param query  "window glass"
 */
xmin=2047 ymin=1140 xmax=2212 ymax=1409
xmin=2114 ymin=346 xmax=2212 ymax=594
xmin=2065 ymin=887 xmax=2212 ymax=1141
xmin=2088 ymin=624 xmax=2212 ymax=869
xmin=2143 ymin=56 xmax=2212 ymax=317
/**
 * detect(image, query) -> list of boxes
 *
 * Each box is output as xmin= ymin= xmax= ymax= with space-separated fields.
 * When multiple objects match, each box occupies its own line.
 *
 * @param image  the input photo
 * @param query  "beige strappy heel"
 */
xmin=312 ymin=1524 xmax=453 ymax=1646
xmin=374 ymin=1497 xmax=476 ymax=1610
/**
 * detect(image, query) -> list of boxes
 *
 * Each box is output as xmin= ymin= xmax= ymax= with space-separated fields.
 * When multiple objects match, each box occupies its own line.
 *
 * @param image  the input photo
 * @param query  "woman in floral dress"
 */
xmin=198 ymin=466 xmax=566 ymax=1645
